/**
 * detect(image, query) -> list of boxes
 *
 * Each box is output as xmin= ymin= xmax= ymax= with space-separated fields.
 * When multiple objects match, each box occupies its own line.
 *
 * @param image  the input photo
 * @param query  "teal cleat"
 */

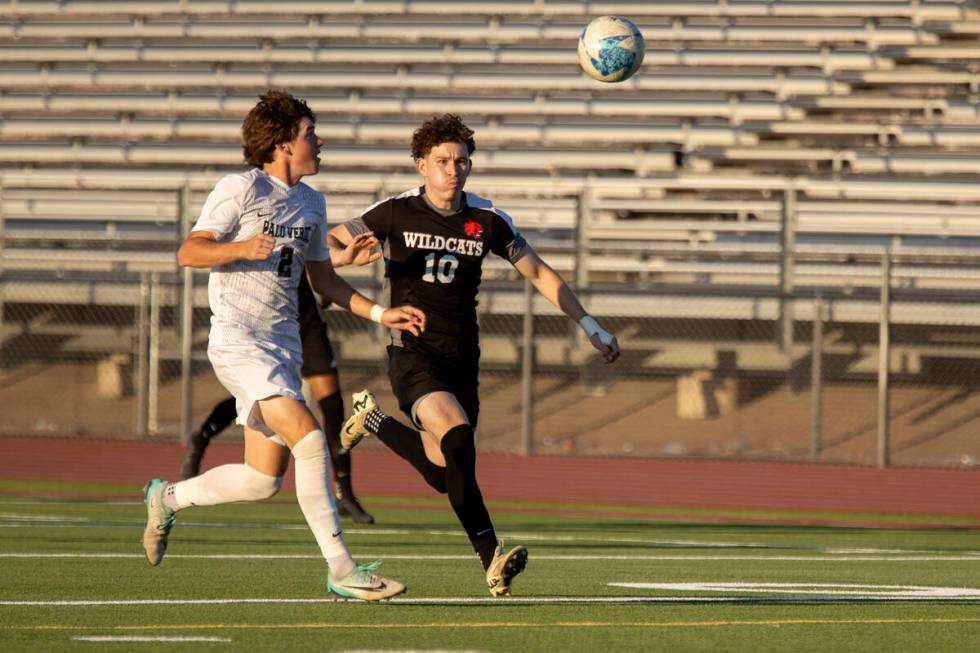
xmin=326 ymin=560 xmax=406 ymax=601
xmin=141 ymin=479 xmax=175 ymax=566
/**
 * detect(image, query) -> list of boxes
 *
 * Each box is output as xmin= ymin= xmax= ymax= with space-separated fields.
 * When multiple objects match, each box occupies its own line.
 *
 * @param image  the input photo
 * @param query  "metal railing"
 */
xmin=2 ymin=185 xmax=979 ymax=469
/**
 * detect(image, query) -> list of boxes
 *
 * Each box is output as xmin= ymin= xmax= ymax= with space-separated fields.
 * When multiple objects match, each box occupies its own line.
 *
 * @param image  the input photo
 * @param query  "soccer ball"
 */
xmin=577 ymin=16 xmax=645 ymax=83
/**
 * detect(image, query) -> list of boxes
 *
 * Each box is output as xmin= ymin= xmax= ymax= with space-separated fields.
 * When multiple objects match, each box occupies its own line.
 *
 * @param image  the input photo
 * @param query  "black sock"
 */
xmin=319 ymin=393 xmax=353 ymax=498
xmin=373 ymin=413 xmax=447 ymax=494
xmin=440 ymin=424 xmax=497 ymax=570
xmin=198 ymin=397 xmax=237 ymax=440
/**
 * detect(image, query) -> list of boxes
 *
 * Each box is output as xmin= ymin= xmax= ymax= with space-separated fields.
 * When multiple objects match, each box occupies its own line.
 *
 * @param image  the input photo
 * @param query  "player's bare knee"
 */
xmin=417 ymin=392 xmax=468 ymax=436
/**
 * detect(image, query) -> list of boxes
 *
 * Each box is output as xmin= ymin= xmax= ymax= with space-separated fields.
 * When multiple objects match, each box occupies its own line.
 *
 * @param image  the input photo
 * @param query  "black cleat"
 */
xmin=336 ymin=493 xmax=375 ymax=524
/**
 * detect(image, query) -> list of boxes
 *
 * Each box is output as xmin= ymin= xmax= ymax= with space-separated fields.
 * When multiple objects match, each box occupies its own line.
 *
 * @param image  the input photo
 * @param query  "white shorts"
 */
xmin=208 ymin=337 xmax=304 ymax=440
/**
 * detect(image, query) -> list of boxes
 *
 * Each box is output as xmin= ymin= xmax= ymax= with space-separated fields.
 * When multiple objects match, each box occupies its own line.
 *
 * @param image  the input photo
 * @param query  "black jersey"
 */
xmin=345 ymin=187 xmax=530 ymax=355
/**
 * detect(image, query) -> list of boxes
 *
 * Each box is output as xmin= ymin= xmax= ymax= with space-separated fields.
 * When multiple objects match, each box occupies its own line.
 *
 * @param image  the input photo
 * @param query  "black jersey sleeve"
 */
xmin=345 ymin=199 xmax=392 ymax=242
xmin=488 ymin=207 xmax=531 ymax=264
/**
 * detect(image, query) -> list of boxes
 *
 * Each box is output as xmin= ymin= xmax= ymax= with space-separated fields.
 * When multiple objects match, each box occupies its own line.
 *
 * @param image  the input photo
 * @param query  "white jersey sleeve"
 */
xmin=192 ymin=174 xmax=253 ymax=238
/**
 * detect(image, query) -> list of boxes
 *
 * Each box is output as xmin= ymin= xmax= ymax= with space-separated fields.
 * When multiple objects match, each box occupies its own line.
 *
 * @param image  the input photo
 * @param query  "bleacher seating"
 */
xmin=1 ymin=0 xmax=980 ymax=306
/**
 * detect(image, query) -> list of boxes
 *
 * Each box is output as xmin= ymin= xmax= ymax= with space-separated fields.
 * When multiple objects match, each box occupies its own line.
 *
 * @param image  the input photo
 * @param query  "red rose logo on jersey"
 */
xmin=464 ymin=220 xmax=484 ymax=238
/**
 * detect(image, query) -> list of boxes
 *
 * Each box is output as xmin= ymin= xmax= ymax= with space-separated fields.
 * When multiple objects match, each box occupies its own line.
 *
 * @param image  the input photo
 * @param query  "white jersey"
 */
xmin=192 ymin=168 xmax=329 ymax=350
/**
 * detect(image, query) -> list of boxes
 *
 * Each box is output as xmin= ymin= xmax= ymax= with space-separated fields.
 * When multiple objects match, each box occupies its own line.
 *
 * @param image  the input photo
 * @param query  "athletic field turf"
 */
xmin=1 ymin=481 xmax=978 ymax=652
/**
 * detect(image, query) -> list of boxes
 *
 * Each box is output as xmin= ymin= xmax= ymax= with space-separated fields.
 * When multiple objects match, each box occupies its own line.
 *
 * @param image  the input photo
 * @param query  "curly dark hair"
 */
xmin=410 ymin=114 xmax=476 ymax=160
xmin=241 ymin=89 xmax=316 ymax=168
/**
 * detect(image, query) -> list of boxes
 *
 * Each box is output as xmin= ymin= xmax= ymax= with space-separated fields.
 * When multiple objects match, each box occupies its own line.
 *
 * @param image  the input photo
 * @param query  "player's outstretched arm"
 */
xmin=513 ymin=248 xmax=620 ymax=364
xmin=306 ymin=259 xmax=425 ymax=335
xmin=177 ymin=231 xmax=275 ymax=268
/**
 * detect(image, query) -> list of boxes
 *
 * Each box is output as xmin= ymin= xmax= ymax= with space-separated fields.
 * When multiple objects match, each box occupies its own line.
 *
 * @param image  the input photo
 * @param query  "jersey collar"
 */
xmin=259 ymin=168 xmax=296 ymax=191
xmin=419 ymin=186 xmax=468 ymax=215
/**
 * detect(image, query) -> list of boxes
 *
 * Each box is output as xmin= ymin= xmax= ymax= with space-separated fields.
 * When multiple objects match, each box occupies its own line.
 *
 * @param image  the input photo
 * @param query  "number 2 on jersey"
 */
xmin=277 ymin=246 xmax=294 ymax=278
xmin=422 ymin=253 xmax=458 ymax=283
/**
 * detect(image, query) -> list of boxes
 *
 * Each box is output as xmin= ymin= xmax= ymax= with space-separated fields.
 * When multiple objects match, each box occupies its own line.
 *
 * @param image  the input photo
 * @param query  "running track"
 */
xmin=1 ymin=437 xmax=978 ymax=527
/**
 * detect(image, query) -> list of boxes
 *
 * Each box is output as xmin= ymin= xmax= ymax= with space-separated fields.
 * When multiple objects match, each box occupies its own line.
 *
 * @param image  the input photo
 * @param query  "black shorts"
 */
xmin=298 ymin=276 xmax=337 ymax=378
xmin=387 ymin=345 xmax=480 ymax=430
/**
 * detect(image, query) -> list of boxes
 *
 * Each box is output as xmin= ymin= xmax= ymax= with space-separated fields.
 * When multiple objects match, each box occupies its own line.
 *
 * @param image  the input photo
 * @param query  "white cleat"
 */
xmin=340 ymin=389 xmax=378 ymax=450
xmin=326 ymin=560 xmax=406 ymax=601
xmin=486 ymin=541 xmax=528 ymax=597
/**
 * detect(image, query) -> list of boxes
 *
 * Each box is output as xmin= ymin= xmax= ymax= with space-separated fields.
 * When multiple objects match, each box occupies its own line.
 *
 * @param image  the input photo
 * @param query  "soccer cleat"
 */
xmin=340 ymin=389 xmax=378 ymax=450
xmin=179 ymin=431 xmax=210 ymax=480
xmin=336 ymin=492 xmax=376 ymax=524
xmin=486 ymin=541 xmax=528 ymax=597
xmin=141 ymin=479 xmax=176 ymax=566
xmin=326 ymin=560 xmax=406 ymax=601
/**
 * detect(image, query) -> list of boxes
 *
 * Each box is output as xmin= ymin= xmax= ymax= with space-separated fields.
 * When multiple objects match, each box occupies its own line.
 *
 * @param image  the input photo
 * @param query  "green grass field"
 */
xmin=1 ymin=481 xmax=978 ymax=652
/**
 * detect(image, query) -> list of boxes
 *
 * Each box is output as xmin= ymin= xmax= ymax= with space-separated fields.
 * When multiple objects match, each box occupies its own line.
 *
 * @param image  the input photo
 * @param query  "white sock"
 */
xmin=166 ymin=464 xmax=283 ymax=511
xmin=291 ymin=429 xmax=356 ymax=578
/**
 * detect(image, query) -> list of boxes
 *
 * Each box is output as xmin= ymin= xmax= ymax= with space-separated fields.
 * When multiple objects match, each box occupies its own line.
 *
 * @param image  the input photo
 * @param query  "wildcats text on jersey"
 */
xmin=403 ymin=231 xmax=484 ymax=257
xmin=263 ymin=220 xmax=313 ymax=242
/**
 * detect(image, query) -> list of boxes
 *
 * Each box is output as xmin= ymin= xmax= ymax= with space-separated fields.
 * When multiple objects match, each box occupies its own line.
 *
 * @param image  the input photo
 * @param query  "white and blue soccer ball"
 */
xmin=577 ymin=16 xmax=645 ymax=83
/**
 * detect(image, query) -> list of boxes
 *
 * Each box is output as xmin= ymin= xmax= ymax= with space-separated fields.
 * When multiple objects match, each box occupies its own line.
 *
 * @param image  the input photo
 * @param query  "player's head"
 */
xmin=242 ymin=89 xmax=321 ymax=176
xmin=412 ymin=114 xmax=475 ymax=205
xmin=411 ymin=114 xmax=475 ymax=161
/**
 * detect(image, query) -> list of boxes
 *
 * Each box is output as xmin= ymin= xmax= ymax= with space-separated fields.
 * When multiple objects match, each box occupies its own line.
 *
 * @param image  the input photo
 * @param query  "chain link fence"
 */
xmin=2 ymin=191 xmax=979 ymax=469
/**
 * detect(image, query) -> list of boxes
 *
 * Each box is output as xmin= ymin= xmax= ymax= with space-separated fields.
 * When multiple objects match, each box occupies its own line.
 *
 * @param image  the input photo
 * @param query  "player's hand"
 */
xmin=590 ymin=332 xmax=620 ymax=364
xmin=240 ymin=234 xmax=276 ymax=261
xmin=381 ymin=305 xmax=426 ymax=336
xmin=335 ymin=232 xmax=381 ymax=267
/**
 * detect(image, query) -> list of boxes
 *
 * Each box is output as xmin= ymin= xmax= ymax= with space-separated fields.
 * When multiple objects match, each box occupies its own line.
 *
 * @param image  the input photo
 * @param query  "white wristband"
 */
xmin=369 ymin=304 xmax=385 ymax=324
xmin=579 ymin=315 xmax=614 ymax=346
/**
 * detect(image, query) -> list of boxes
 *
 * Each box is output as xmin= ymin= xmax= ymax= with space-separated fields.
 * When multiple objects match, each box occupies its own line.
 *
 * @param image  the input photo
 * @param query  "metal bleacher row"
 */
xmin=2 ymin=0 xmax=980 ymax=317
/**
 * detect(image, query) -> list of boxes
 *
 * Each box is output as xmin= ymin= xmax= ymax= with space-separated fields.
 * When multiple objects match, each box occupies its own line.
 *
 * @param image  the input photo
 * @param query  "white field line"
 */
xmin=0 ymin=512 xmax=90 ymax=522
xmin=610 ymin=582 xmax=980 ymax=599
xmin=1 ymin=552 xmax=979 ymax=562
xmin=1 ymin=497 xmax=973 ymax=532
xmin=1 ymin=515 xmax=978 ymax=557
xmin=73 ymin=636 xmax=231 ymax=642
xmin=4 ymin=592 xmax=980 ymax=607
xmin=337 ymin=650 xmax=485 ymax=653
xmin=6 ymin=521 xmax=772 ymax=547
xmin=0 ymin=500 xmax=144 ymax=507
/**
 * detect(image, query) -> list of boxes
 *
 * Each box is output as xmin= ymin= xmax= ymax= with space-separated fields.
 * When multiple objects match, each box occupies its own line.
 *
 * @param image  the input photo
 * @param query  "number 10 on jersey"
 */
xmin=422 ymin=253 xmax=458 ymax=283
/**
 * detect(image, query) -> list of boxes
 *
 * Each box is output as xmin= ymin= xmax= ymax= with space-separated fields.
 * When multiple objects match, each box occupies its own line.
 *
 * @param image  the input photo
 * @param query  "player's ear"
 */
xmin=272 ymin=141 xmax=290 ymax=161
xmin=415 ymin=156 xmax=426 ymax=176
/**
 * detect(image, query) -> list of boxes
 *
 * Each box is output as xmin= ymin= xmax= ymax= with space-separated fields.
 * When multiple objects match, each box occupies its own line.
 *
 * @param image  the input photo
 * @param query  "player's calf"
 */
xmin=179 ymin=431 xmax=210 ymax=480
